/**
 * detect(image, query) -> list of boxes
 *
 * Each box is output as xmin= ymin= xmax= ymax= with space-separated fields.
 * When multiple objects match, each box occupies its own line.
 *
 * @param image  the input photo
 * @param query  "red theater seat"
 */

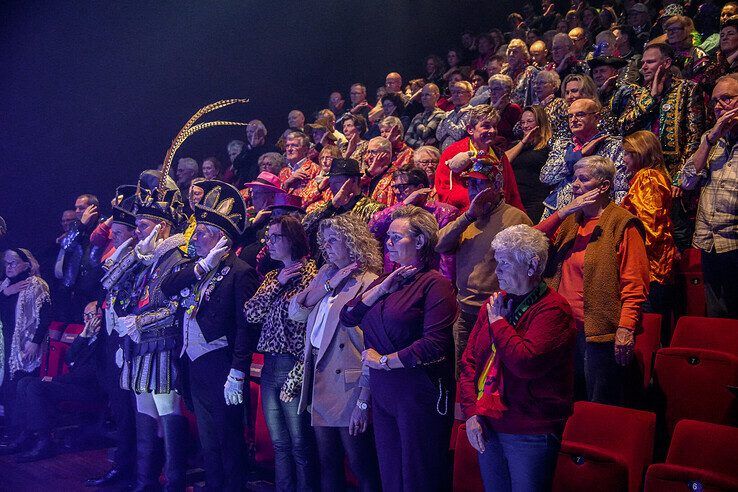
xmin=675 ymin=248 xmax=706 ymax=318
xmin=670 ymin=316 xmax=738 ymax=354
xmin=452 ymin=424 xmax=484 ymax=492
xmin=253 ymin=385 xmax=274 ymax=467
xmin=552 ymin=402 xmax=656 ymax=492
xmin=644 ymin=420 xmax=738 ymax=491
xmin=654 ymin=348 xmax=738 ymax=434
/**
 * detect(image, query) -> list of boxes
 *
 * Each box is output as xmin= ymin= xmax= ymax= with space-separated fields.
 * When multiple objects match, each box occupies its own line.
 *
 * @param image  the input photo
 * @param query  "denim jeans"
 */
xmin=477 ymin=430 xmax=561 ymax=492
xmin=261 ymin=353 xmax=317 ymax=492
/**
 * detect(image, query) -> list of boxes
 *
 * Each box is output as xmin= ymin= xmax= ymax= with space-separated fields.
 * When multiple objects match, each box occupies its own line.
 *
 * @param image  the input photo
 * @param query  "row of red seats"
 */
xmin=455 ymin=403 xmax=738 ymax=492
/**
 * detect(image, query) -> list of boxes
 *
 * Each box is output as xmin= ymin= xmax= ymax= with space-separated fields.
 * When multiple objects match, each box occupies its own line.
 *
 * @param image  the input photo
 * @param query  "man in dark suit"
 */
xmin=161 ymin=179 xmax=259 ymax=492
xmin=0 ymin=301 xmax=104 ymax=462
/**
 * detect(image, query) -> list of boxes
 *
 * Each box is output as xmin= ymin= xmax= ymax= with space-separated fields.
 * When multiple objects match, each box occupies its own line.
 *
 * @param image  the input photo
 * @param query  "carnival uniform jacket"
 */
xmin=161 ymin=253 xmax=260 ymax=374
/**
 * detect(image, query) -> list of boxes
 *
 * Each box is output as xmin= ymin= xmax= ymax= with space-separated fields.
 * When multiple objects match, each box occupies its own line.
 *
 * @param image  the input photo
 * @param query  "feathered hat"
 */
xmin=135 ymin=98 xmax=251 ymax=227
xmin=194 ymin=180 xmax=247 ymax=239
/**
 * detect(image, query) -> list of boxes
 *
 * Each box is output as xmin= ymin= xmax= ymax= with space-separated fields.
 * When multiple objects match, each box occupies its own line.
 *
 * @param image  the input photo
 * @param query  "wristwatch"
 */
xmin=379 ymin=355 xmax=389 ymax=370
xmin=356 ymin=399 xmax=369 ymax=411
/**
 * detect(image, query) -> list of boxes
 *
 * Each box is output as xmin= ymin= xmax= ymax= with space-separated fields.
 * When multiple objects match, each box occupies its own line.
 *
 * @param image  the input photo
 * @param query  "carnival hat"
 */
xmin=242 ymin=171 xmax=284 ymax=193
xmin=111 ymin=185 xmax=138 ymax=228
xmin=327 ymin=158 xmax=362 ymax=177
xmin=134 ymin=170 xmax=184 ymax=226
xmin=193 ymin=180 xmax=247 ymax=239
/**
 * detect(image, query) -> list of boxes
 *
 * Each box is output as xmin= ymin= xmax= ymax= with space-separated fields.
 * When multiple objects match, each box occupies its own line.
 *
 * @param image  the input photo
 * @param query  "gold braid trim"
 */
xmin=159 ymin=99 xmax=250 ymax=196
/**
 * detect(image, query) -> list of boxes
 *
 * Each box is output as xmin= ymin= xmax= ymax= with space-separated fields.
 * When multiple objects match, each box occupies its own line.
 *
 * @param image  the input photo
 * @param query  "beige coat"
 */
xmin=288 ymin=268 xmax=377 ymax=427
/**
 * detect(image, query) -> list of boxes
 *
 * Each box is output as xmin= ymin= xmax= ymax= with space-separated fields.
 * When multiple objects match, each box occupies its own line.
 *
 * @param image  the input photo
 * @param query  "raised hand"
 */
xmin=136 ymin=224 xmax=161 ymax=256
xmin=486 ymin=291 xmax=512 ymax=324
xmin=580 ymin=134 xmax=608 ymax=156
xmin=331 ymin=179 xmax=356 ymax=207
xmin=277 ymin=262 xmax=304 ymax=286
xmin=203 ymin=236 xmax=230 ymax=269
xmin=80 ymin=205 xmax=99 ymax=225
xmin=329 ymin=261 xmax=359 ymax=288
xmin=467 ymin=187 xmax=496 ymax=220
xmin=403 ymin=187 xmax=432 ymax=206
xmin=558 ymin=188 xmax=602 ymax=218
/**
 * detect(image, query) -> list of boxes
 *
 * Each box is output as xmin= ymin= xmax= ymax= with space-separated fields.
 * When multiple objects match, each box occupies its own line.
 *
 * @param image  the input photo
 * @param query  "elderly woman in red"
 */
xmin=621 ymin=131 xmax=677 ymax=320
xmin=536 ymin=155 xmax=649 ymax=405
xmin=460 ymin=224 xmax=576 ymax=492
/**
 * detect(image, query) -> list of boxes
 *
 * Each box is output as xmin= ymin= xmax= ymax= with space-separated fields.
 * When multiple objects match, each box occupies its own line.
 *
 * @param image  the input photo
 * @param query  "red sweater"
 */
xmin=459 ymin=288 xmax=576 ymax=434
xmin=434 ymin=137 xmax=525 ymax=213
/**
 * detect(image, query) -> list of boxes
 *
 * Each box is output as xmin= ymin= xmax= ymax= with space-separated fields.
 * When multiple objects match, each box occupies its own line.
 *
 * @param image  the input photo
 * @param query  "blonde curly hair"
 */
xmin=317 ymin=214 xmax=383 ymax=274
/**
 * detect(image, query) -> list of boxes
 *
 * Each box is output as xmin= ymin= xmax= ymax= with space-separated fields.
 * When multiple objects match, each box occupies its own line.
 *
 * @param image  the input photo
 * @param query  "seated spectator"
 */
xmin=317 ymin=109 xmax=347 ymax=145
xmin=445 ymin=49 xmax=469 ymax=82
xmin=621 ymin=131 xmax=677 ymax=318
xmin=627 ymin=2 xmax=652 ymax=45
xmin=0 ymin=248 xmax=51 ymax=442
xmin=289 ymin=214 xmax=383 ymax=492
xmin=369 ymin=166 xmax=459 ymax=280
xmin=503 ymin=39 xmax=540 ymax=107
xmin=229 ymin=119 xmax=269 ymax=186
xmin=226 ymin=139 xmax=245 ymax=181
xmin=611 ymin=25 xmax=643 ymax=85
xmin=664 ymin=15 xmax=711 ymax=86
xmin=569 ymin=27 xmax=591 ymax=60
xmin=537 ymin=155 xmax=649 ymax=404
xmin=278 ymin=131 xmax=321 ymax=206
xmin=541 ymin=98 xmax=629 ymax=219
xmin=404 ymin=78 xmax=428 ymax=120
xmin=436 ymin=81 xmax=474 ymax=150
xmin=472 ymin=33 xmax=497 ymax=71
xmin=485 ymin=75 xmax=523 ymax=146
xmin=435 ymin=104 xmax=524 ymax=212
xmin=469 ymin=70 xmax=487 ymax=95
xmin=531 ymin=69 xmax=564 ymax=116
xmin=405 ymin=83 xmax=446 ymax=149
xmin=244 ymin=216 xmax=318 ymax=491
xmin=681 ymin=74 xmax=738 ymax=318
xmin=201 ymin=156 xmax=223 ymax=180
xmin=436 ymin=158 xmax=532 ymax=371
xmin=303 ymin=145 xmax=341 ymax=213
xmin=341 ymin=205 xmax=459 ymax=492
xmin=412 ymin=145 xmax=441 ymax=184
xmin=552 ymin=33 xmax=589 ymax=80
xmin=328 ymin=91 xmax=345 ymax=117
xmin=551 ymin=73 xmax=617 ymax=138
xmin=379 ymin=116 xmax=414 ymax=168
xmin=0 ymin=301 xmax=104 ymax=462
xmin=460 ymin=224 xmax=575 ymax=492
xmin=709 ymin=16 xmax=738 ymax=76
xmin=345 ymin=83 xmax=373 ymax=123
xmin=504 ymin=105 xmax=553 ymax=222
xmin=302 ymin=158 xmax=386 ymax=258
xmin=361 ymin=135 xmax=400 ymax=206
xmin=368 ymin=72 xmax=406 ymax=124
xmin=176 ymin=157 xmax=199 ymax=201
xmin=438 ymin=70 xmax=467 ymax=111
xmin=340 ymin=113 xmax=369 ymax=163
xmin=288 ymin=109 xmax=306 ymax=132
xmin=258 ymin=151 xmax=286 ymax=176
xmin=529 ymin=40 xmax=552 ymax=69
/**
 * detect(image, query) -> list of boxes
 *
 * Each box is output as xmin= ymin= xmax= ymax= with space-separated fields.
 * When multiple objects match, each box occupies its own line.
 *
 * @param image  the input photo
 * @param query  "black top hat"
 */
xmin=327 ymin=158 xmax=361 ymax=177
xmin=587 ymin=56 xmax=628 ymax=70
xmin=111 ymin=185 xmax=137 ymax=228
xmin=194 ymin=180 xmax=247 ymax=239
xmin=134 ymin=170 xmax=184 ymax=226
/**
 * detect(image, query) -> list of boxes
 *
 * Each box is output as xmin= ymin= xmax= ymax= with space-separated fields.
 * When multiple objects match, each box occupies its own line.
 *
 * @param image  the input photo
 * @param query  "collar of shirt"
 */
xmin=290 ymin=157 xmax=307 ymax=171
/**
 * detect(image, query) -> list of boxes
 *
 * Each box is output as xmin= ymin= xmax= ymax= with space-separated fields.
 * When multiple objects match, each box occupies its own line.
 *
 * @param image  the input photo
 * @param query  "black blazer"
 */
xmin=59 ymin=333 xmax=103 ymax=388
xmin=161 ymin=253 xmax=259 ymax=374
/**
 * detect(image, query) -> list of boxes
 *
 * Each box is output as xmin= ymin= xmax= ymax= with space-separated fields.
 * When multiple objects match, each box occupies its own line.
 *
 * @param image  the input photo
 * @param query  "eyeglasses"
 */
xmin=391 ymin=183 xmax=415 ymax=192
xmin=366 ymin=149 xmax=387 ymax=155
xmin=83 ymin=312 xmax=98 ymax=321
xmin=567 ymin=111 xmax=597 ymax=120
xmin=710 ymin=94 xmax=738 ymax=107
xmin=265 ymin=233 xmax=286 ymax=244
xmin=415 ymin=159 xmax=438 ymax=166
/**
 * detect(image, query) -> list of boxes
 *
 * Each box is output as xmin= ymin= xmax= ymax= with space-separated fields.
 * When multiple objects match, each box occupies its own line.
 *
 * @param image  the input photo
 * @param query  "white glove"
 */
xmin=447 ymin=151 xmax=474 ymax=172
xmin=110 ymin=237 xmax=135 ymax=263
xmin=135 ymin=224 xmax=161 ymax=257
xmin=115 ymin=348 xmax=123 ymax=368
xmin=119 ymin=315 xmax=141 ymax=343
xmin=224 ymin=368 xmax=246 ymax=406
xmin=203 ymin=236 xmax=230 ymax=271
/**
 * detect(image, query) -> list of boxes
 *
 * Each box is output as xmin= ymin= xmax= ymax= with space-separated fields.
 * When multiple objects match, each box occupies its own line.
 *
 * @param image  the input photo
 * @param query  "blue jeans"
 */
xmin=477 ymin=430 xmax=561 ymax=492
xmin=261 ymin=353 xmax=316 ymax=492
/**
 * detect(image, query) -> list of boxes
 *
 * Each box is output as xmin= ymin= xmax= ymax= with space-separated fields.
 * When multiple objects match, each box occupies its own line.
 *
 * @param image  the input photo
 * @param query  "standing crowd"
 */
xmin=1 ymin=0 xmax=738 ymax=490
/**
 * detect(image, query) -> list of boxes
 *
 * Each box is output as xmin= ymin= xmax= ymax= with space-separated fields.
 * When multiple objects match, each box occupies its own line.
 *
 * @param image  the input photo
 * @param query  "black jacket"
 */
xmin=161 ymin=253 xmax=259 ymax=374
xmin=58 ymin=332 xmax=103 ymax=388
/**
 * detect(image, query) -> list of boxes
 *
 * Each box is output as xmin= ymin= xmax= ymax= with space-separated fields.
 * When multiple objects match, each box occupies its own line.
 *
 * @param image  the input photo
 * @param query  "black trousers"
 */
xmin=15 ymin=376 xmax=101 ymax=433
xmin=186 ymin=348 xmax=247 ymax=492
xmin=102 ymin=329 xmax=136 ymax=473
xmin=702 ymin=248 xmax=738 ymax=319
xmin=1 ymin=369 xmax=37 ymax=432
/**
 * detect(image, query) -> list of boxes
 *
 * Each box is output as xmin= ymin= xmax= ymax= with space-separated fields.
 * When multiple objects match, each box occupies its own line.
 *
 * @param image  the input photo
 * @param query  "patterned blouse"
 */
xmin=244 ymin=259 xmax=317 ymax=397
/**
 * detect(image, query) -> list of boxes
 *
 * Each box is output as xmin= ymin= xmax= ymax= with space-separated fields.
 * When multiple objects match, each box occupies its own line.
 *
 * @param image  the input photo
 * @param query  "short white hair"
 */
xmin=368 ymin=136 xmax=392 ymax=153
xmin=227 ymin=140 xmax=244 ymax=152
xmin=574 ymin=155 xmax=616 ymax=187
xmin=488 ymin=74 xmax=514 ymax=92
xmin=491 ymin=224 xmax=549 ymax=278
xmin=536 ymin=69 xmax=561 ymax=87
xmin=178 ymin=157 xmax=198 ymax=172
xmin=380 ymin=116 xmax=404 ymax=135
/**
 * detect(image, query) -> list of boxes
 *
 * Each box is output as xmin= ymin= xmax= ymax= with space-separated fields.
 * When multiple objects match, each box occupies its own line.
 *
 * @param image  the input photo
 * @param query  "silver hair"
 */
xmin=248 ymin=119 xmax=267 ymax=137
xmin=227 ymin=140 xmax=244 ymax=152
xmin=390 ymin=205 xmax=439 ymax=265
xmin=178 ymin=157 xmax=198 ymax=172
xmin=490 ymin=224 xmax=549 ymax=278
xmin=535 ymin=69 xmax=561 ymax=87
xmin=413 ymin=146 xmax=440 ymax=160
xmin=553 ymin=32 xmax=574 ymax=49
xmin=285 ymin=131 xmax=310 ymax=148
xmin=574 ymin=155 xmax=616 ymax=186
xmin=380 ymin=116 xmax=404 ymax=135
xmin=258 ymin=152 xmax=286 ymax=168
xmin=488 ymin=74 xmax=514 ymax=92
xmin=369 ymin=136 xmax=392 ymax=153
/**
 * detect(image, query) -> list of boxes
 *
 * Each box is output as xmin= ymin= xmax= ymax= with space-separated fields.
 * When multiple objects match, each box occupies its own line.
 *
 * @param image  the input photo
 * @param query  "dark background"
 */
xmin=1 ymin=0 xmax=511 ymax=260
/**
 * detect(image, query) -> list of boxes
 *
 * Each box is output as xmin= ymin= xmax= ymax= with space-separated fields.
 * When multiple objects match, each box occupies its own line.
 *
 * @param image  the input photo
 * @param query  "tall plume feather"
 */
xmin=159 ymin=98 xmax=249 ymax=195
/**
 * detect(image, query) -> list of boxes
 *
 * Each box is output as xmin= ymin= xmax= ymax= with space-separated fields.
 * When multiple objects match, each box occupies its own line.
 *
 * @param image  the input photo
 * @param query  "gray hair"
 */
xmin=390 ymin=205 xmax=439 ymax=265
xmin=535 ymin=69 xmax=561 ymax=87
xmin=248 ymin=119 xmax=267 ymax=137
xmin=285 ymin=131 xmax=310 ymax=148
xmin=227 ymin=140 xmax=244 ymax=152
xmin=488 ymin=74 xmax=514 ymax=92
xmin=258 ymin=152 xmax=286 ymax=170
xmin=467 ymin=104 xmax=500 ymax=128
xmin=574 ymin=155 xmax=616 ymax=187
xmin=413 ymin=145 xmax=440 ymax=161
xmin=553 ymin=32 xmax=574 ymax=49
xmin=178 ymin=157 xmax=198 ymax=172
xmin=380 ymin=116 xmax=404 ymax=135
xmin=490 ymin=224 xmax=549 ymax=278
xmin=368 ymin=136 xmax=392 ymax=153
